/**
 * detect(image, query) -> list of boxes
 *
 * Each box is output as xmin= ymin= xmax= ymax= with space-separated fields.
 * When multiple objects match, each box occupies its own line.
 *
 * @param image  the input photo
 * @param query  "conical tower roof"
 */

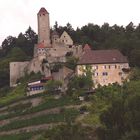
xmin=38 ymin=7 xmax=49 ymax=15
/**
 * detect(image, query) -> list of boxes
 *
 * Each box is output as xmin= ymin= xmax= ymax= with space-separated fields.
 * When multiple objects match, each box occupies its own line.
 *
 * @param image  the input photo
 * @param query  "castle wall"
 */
xmin=10 ymin=62 xmax=29 ymax=87
xmin=27 ymin=57 xmax=51 ymax=77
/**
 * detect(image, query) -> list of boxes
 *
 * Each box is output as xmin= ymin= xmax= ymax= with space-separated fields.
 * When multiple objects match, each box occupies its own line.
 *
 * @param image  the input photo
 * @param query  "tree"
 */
xmin=67 ymin=73 xmax=93 ymax=95
xmin=45 ymin=80 xmax=62 ymax=94
xmin=1 ymin=36 xmax=16 ymax=56
xmin=129 ymin=67 xmax=140 ymax=80
xmin=7 ymin=47 xmax=27 ymax=61
xmin=96 ymin=81 xmax=140 ymax=140
xmin=65 ymin=56 xmax=78 ymax=70
xmin=53 ymin=21 xmax=58 ymax=31
xmin=24 ymin=26 xmax=37 ymax=43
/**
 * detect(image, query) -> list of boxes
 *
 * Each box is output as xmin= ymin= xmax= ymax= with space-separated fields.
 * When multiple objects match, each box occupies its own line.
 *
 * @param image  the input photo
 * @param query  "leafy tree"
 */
xmin=129 ymin=67 xmax=140 ymax=80
xmin=67 ymin=73 xmax=93 ymax=95
xmin=65 ymin=56 xmax=78 ymax=70
xmin=96 ymin=81 xmax=140 ymax=140
xmin=7 ymin=47 xmax=27 ymax=61
xmin=45 ymin=80 xmax=62 ymax=94
xmin=24 ymin=26 xmax=37 ymax=43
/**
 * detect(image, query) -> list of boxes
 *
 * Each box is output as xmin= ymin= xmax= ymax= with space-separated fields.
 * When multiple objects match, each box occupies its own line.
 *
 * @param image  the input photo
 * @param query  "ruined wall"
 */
xmin=47 ymin=45 xmax=82 ymax=63
xmin=27 ymin=57 xmax=51 ymax=77
xmin=52 ymin=66 xmax=74 ymax=91
xmin=10 ymin=61 xmax=29 ymax=87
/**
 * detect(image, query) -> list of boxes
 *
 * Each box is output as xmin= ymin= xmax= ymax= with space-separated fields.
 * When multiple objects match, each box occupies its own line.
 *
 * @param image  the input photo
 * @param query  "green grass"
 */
xmin=82 ymin=114 xmax=100 ymax=125
xmin=28 ymin=96 xmax=80 ymax=113
xmin=0 ymin=96 xmax=81 ymax=121
xmin=0 ymin=131 xmax=42 ymax=140
xmin=0 ymin=109 xmax=79 ymax=131
xmin=0 ymin=133 xmax=32 ymax=140
xmin=0 ymin=84 xmax=26 ymax=107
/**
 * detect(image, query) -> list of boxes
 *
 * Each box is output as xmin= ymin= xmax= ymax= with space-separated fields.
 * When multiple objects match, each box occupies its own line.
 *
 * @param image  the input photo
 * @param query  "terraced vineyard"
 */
xmin=0 ymin=92 xmax=87 ymax=139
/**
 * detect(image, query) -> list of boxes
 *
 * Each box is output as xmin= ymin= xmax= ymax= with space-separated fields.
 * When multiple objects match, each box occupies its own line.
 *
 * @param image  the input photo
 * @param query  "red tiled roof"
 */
xmin=78 ymin=49 xmax=128 ymax=65
xmin=41 ymin=76 xmax=53 ymax=81
xmin=37 ymin=43 xmax=45 ymax=48
xmin=38 ymin=7 xmax=49 ymax=15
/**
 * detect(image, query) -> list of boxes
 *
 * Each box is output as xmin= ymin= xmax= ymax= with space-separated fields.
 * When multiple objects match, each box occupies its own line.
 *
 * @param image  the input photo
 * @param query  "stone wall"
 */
xmin=27 ymin=57 xmax=51 ymax=77
xmin=10 ymin=61 xmax=29 ymax=87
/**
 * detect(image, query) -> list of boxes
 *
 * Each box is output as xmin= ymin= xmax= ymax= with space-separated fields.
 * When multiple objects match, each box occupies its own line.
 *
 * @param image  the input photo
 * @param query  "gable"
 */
xmin=60 ymin=31 xmax=73 ymax=45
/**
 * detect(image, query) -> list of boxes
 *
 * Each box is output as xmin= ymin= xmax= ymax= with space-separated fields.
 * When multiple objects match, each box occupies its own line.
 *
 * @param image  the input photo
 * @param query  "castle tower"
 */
xmin=51 ymin=30 xmax=59 ymax=45
xmin=37 ymin=7 xmax=50 ymax=47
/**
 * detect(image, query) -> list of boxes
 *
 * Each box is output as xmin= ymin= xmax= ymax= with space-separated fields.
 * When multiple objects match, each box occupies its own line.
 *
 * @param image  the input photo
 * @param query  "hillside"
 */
xmin=0 ymin=23 xmax=140 ymax=140
xmin=0 ymin=71 xmax=139 ymax=140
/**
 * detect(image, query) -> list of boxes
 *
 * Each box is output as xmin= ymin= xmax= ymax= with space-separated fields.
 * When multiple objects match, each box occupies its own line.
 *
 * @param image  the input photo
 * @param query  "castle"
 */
xmin=10 ymin=7 xmax=130 ymax=92
xmin=10 ymin=7 xmax=82 ymax=87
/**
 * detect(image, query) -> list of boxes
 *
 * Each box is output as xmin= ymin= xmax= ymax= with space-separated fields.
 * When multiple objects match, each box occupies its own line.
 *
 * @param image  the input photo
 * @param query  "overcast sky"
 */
xmin=0 ymin=0 xmax=140 ymax=46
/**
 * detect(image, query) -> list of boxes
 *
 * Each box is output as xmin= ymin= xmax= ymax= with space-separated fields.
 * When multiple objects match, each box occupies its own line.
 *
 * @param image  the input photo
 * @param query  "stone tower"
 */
xmin=37 ymin=7 xmax=50 ymax=47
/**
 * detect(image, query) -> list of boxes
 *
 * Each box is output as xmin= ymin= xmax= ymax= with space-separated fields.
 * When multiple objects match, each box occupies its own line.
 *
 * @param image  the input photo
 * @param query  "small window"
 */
xmin=115 ymin=65 xmax=117 ymax=69
xmin=103 ymin=65 xmax=106 ymax=69
xmin=95 ymin=72 xmax=98 ymax=76
xmin=102 ymin=72 xmax=108 ymax=76
xmin=118 ymin=72 xmax=122 ymax=76
xmin=96 ymin=66 xmax=98 ymax=69
xmin=108 ymin=65 xmax=111 ymax=69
